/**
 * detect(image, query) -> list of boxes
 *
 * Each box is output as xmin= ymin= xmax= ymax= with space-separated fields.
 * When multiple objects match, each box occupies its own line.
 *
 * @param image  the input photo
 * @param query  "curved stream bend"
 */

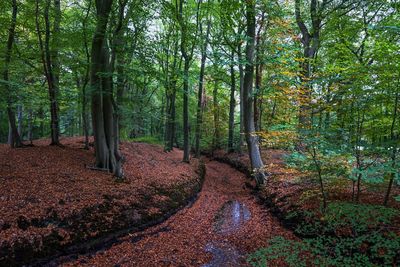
xmin=60 ymin=160 xmax=292 ymax=267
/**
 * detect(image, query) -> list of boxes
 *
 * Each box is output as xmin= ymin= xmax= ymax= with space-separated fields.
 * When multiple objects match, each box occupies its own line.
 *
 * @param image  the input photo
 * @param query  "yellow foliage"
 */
xmin=258 ymin=130 xmax=298 ymax=149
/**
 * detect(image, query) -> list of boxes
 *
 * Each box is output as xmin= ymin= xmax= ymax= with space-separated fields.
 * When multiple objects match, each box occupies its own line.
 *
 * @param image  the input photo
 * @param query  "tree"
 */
xmin=243 ymin=0 xmax=267 ymax=186
xmin=90 ymin=0 xmax=123 ymax=178
xmin=35 ymin=0 xmax=61 ymax=145
xmin=3 ymin=0 xmax=22 ymax=148
xmin=194 ymin=7 xmax=211 ymax=158
xmin=177 ymin=0 xmax=200 ymax=162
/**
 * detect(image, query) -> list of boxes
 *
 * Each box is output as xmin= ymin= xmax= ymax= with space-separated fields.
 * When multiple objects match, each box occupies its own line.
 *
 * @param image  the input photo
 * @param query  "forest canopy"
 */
xmin=1 ymin=0 xmax=399 ymax=186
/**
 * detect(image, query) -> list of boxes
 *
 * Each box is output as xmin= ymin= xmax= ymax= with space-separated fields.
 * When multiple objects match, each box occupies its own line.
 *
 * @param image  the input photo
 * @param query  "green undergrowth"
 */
xmin=127 ymin=136 xmax=163 ymax=145
xmin=248 ymin=202 xmax=400 ymax=266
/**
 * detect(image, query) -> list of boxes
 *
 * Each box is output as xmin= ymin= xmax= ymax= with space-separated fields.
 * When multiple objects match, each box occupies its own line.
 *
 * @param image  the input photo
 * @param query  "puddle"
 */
xmin=202 ymin=242 xmax=241 ymax=267
xmin=214 ymin=200 xmax=251 ymax=234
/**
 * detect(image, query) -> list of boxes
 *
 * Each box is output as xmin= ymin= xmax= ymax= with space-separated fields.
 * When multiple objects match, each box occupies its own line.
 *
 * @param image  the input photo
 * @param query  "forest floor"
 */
xmin=213 ymin=149 xmax=400 ymax=221
xmin=2 ymin=138 xmax=399 ymax=266
xmin=0 ymin=138 xmax=203 ymax=266
xmin=58 ymin=159 xmax=295 ymax=267
xmin=213 ymin=149 xmax=400 ymax=265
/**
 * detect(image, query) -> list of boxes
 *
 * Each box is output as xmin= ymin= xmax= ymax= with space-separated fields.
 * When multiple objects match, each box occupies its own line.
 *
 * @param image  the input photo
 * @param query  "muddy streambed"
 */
xmin=58 ymin=160 xmax=293 ymax=267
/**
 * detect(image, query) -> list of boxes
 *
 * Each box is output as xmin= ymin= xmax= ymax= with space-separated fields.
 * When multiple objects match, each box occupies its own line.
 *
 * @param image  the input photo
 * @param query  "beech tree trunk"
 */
xmin=254 ymin=63 xmax=262 ymax=132
xmin=254 ymin=13 xmax=265 ymax=132
xmin=195 ymin=19 xmax=210 ymax=158
xmin=212 ymin=63 xmax=221 ymax=150
xmin=17 ymin=105 xmax=23 ymax=136
xmin=164 ymin=37 xmax=180 ymax=152
xmin=35 ymin=0 xmax=60 ymax=145
xmin=238 ymin=44 xmax=245 ymax=153
xmin=228 ymin=49 xmax=236 ymax=153
xmin=81 ymin=0 xmax=92 ymax=150
xmin=295 ymin=0 xmax=322 ymax=131
xmin=111 ymin=0 xmax=128 ymax=141
xmin=384 ymin=89 xmax=399 ymax=206
xmin=243 ymin=0 xmax=267 ymax=186
xmin=90 ymin=0 xmax=123 ymax=178
xmin=164 ymin=82 xmax=177 ymax=151
xmin=182 ymin=59 xmax=190 ymax=162
xmin=28 ymin=109 xmax=33 ymax=145
xmin=4 ymin=0 xmax=22 ymax=148
xmin=178 ymin=0 xmax=200 ymax=162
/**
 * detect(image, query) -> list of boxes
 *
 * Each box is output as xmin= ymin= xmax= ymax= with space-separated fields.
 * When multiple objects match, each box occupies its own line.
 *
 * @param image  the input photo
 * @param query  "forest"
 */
xmin=0 ymin=0 xmax=399 ymax=266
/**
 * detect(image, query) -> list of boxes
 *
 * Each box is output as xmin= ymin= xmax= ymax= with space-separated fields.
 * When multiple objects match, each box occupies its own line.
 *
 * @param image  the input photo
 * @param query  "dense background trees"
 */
xmin=1 ymin=0 xmax=399 ymax=187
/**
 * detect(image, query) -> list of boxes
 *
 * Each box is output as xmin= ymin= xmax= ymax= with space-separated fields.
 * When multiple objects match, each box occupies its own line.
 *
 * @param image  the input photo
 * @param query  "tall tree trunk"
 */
xmin=17 ymin=105 xmax=23 ymax=137
xmin=111 ymin=0 xmax=128 ymax=142
xmin=178 ymin=0 xmax=201 ymax=162
xmin=35 ymin=0 xmax=60 ymax=145
xmin=212 ymin=73 xmax=220 ymax=150
xmin=46 ymin=0 xmax=60 ymax=145
xmin=243 ymin=0 xmax=267 ymax=186
xmin=295 ymin=0 xmax=321 ymax=132
xmin=384 ymin=89 xmax=399 ymax=206
xmin=28 ymin=109 xmax=33 ymax=145
xmin=90 ymin=0 xmax=123 ymax=178
xmin=76 ymin=74 xmax=90 ymax=149
xmin=52 ymin=0 xmax=61 ymax=96
xmin=254 ymin=13 xmax=265 ymax=132
xmin=4 ymin=0 xmax=22 ymax=148
xmin=81 ymin=0 xmax=92 ymax=150
xmin=182 ymin=58 xmax=190 ymax=162
xmin=195 ymin=19 xmax=211 ymax=158
xmin=164 ymin=35 xmax=180 ymax=152
xmin=228 ymin=49 xmax=236 ymax=153
xmin=164 ymin=81 xmax=177 ymax=152
xmin=254 ymin=63 xmax=262 ymax=132
xmin=238 ymin=44 xmax=245 ymax=153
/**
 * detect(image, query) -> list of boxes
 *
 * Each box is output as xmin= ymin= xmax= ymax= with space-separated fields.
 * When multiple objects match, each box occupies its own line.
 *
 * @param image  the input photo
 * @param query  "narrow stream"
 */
xmin=60 ymin=160 xmax=292 ymax=267
xmin=204 ymin=200 xmax=251 ymax=266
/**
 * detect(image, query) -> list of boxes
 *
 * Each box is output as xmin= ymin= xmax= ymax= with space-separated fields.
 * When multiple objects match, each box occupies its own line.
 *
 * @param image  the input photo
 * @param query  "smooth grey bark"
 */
xmin=295 ymin=0 xmax=322 ymax=131
xmin=178 ymin=0 xmax=201 ymax=162
xmin=178 ymin=0 xmax=191 ymax=162
xmin=243 ymin=0 xmax=267 ymax=186
xmin=28 ymin=109 xmax=33 ymax=145
xmin=52 ymin=0 xmax=61 ymax=95
xmin=228 ymin=49 xmax=236 ymax=153
xmin=212 ymin=65 xmax=221 ymax=150
xmin=4 ymin=0 xmax=22 ymax=148
xmin=8 ymin=123 xmax=12 ymax=145
xmin=195 ymin=19 xmax=211 ymax=158
xmin=90 ymin=0 xmax=123 ymax=178
xmin=111 ymin=0 xmax=128 ymax=141
xmin=163 ymin=32 xmax=180 ymax=152
xmin=384 ymin=88 xmax=399 ymax=206
xmin=35 ymin=0 xmax=60 ymax=145
xmin=182 ymin=58 xmax=190 ymax=162
xmin=238 ymin=44 xmax=245 ymax=153
xmin=17 ymin=105 xmax=23 ymax=136
xmin=81 ymin=0 xmax=92 ymax=150
xmin=254 ymin=13 xmax=265 ymax=132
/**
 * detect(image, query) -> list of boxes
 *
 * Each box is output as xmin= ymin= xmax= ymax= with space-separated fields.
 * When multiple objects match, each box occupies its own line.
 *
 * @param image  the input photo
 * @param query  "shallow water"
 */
xmin=202 ymin=200 xmax=252 ymax=266
xmin=57 ymin=160 xmax=293 ymax=267
xmin=203 ymin=242 xmax=241 ymax=267
xmin=214 ymin=200 xmax=251 ymax=234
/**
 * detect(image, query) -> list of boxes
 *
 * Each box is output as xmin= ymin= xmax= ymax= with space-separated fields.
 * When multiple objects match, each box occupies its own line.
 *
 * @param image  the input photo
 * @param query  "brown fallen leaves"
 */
xmin=214 ymin=149 xmax=400 ymax=214
xmin=60 ymin=160 xmax=295 ymax=267
xmin=0 ymin=137 xmax=200 ymax=265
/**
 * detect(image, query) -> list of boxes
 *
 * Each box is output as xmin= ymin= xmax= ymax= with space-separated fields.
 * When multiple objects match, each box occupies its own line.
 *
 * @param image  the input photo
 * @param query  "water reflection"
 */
xmin=202 ymin=242 xmax=241 ymax=267
xmin=214 ymin=200 xmax=251 ymax=234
